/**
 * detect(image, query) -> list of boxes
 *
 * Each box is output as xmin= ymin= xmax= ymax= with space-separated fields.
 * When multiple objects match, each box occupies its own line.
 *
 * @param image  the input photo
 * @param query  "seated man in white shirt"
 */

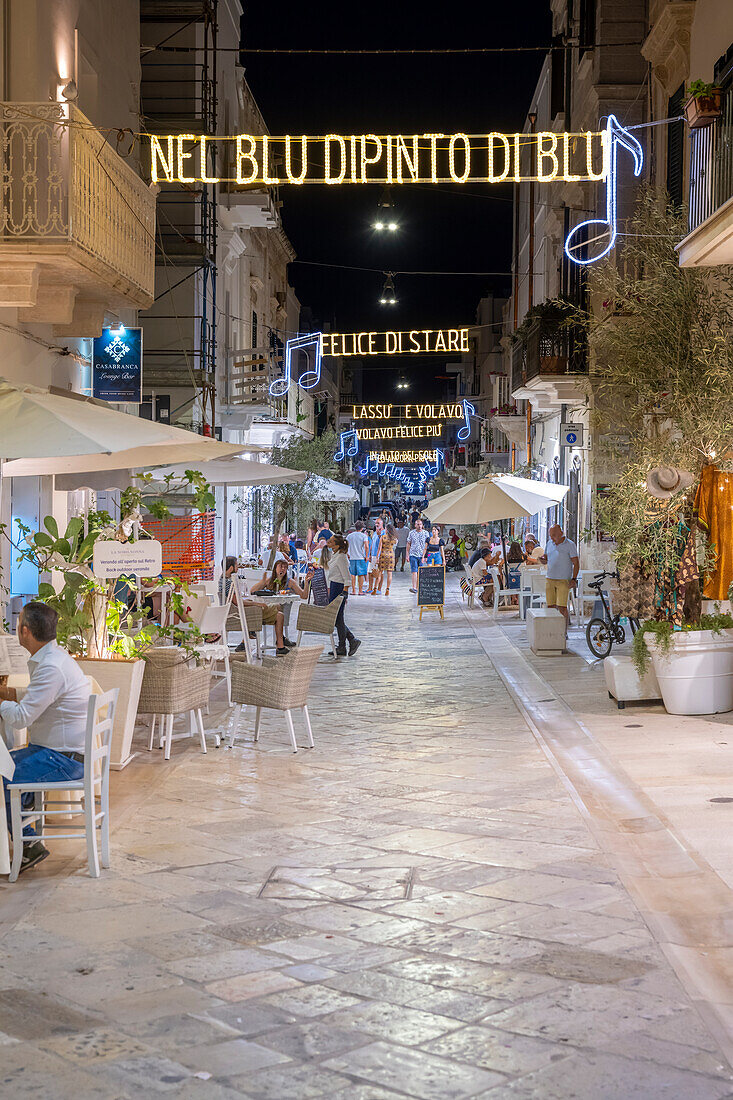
xmin=0 ymin=602 xmax=91 ymax=873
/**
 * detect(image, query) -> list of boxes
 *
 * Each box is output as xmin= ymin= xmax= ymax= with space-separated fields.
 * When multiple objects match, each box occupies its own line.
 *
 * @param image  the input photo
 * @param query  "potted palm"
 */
xmin=684 ymin=80 xmax=723 ymax=129
xmin=585 ymin=189 xmax=733 ymax=715
xmin=14 ymin=472 xmax=213 ymax=766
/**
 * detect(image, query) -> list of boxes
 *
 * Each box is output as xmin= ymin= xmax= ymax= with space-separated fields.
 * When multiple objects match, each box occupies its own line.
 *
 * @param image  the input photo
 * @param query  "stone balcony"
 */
xmin=0 ymin=103 xmax=156 ymax=334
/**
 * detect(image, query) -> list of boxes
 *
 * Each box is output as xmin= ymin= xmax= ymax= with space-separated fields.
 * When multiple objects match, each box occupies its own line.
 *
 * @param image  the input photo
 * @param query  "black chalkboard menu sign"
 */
xmin=310 ymin=567 xmax=329 ymax=606
xmin=417 ymin=565 xmax=445 ymax=618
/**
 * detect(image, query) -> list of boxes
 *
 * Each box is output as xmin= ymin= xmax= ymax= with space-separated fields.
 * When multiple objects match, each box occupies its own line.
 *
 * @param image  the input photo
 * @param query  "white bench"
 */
xmin=526 ymin=608 xmax=566 ymax=656
xmin=603 ymin=655 xmax=661 ymax=709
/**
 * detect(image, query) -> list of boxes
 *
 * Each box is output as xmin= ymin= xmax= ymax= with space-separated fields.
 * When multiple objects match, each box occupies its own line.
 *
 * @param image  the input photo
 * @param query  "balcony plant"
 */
xmin=684 ymin=80 xmax=723 ymax=129
xmin=584 ymin=189 xmax=733 ymax=713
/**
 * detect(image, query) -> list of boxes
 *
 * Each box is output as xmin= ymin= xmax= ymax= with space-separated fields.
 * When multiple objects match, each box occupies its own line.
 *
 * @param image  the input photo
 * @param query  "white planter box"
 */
xmin=645 ymin=629 xmax=733 ymax=715
xmin=77 ymin=657 xmax=145 ymax=769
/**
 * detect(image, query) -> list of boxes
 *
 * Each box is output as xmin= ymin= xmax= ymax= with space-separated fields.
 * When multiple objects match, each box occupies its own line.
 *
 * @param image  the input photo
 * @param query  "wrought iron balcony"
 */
xmin=678 ymin=84 xmax=733 ymax=267
xmin=511 ymin=317 xmax=587 ymax=389
xmin=0 ymin=103 xmax=156 ymax=321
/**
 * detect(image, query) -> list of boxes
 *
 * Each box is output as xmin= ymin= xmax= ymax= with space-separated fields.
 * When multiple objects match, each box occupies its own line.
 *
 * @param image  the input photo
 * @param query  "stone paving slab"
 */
xmin=1 ymin=573 xmax=733 ymax=1096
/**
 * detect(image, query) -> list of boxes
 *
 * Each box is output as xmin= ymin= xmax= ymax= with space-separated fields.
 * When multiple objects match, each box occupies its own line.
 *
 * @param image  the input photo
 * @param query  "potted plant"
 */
xmin=632 ymin=613 xmax=733 ymax=714
xmin=583 ymin=189 xmax=733 ymax=715
xmin=13 ymin=472 xmax=212 ymax=767
xmin=684 ymin=80 xmax=723 ymax=129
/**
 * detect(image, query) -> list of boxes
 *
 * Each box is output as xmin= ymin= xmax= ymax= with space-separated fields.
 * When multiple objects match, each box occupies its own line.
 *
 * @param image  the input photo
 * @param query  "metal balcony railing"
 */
xmin=512 ymin=318 xmax=587 ymax=388
xmin=0 ymin=103 xmax=156 ymax=305
xmin=689 ymin=85 xmax=733 ymax=232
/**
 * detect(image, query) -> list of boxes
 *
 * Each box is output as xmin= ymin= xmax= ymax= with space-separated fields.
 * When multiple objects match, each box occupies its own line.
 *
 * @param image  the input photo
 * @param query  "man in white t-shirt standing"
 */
xmin=394 ymin=520 xmax=409 ymax=572
xmin=540 ymin=525 xmax=579 ymax=631
xmin=346 ymin=521 xmax=370 ymax=595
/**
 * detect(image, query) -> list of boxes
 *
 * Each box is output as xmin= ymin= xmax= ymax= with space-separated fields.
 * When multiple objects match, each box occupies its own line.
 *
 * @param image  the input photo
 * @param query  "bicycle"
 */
xmin=585 ymin=570 xmax=640 ymax=659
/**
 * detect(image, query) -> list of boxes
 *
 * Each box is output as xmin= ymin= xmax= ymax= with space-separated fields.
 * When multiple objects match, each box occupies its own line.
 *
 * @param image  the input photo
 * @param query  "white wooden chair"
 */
xmin=7 ymin=689 xmax=119 ymax=881
xmin=188 ymin=603 xmax=232 ymax=704
xmin=576 ymin=571 xmax=611 ymax=626
xmin=489 ymin=566 xmax=517 ymax=617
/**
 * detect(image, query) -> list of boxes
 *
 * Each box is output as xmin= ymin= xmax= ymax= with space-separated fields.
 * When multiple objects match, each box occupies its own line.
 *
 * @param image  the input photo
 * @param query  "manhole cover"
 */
xmin=709 ymin=797 xmax=733 ymax=804
xmin=259 ymin=865 xmax=414 ymax=902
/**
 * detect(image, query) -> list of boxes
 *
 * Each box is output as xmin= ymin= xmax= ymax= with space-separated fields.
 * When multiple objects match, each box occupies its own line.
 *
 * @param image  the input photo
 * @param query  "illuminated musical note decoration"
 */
xmin=334 ymin=429 xmax=358 ymax=462
xmin=270 ymin=332 xmax=323 ymax=396
xmin=564 ymin=114 xmax=643 ymax=266
xmin=457 ymin=399 xmax=475 ymax=441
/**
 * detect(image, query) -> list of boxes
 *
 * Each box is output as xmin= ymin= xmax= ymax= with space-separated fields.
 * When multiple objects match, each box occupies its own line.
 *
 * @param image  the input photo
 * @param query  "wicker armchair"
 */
xmin=137 ymin=648 xmax=216 ymax=760
xmin=229 ymin=644 xmax=323 ymax=752
xmin=295 ymin=596 xmax=344 ymax=658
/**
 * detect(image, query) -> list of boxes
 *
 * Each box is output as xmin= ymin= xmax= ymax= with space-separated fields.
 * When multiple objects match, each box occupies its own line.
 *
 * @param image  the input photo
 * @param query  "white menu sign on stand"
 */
xmin=93 ymin=540 xmax=163 ymax=579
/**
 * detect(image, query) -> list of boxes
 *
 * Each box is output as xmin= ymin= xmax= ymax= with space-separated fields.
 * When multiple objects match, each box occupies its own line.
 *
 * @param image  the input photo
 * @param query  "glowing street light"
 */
xmin=379 ymin=273 xmax=397 ymax=305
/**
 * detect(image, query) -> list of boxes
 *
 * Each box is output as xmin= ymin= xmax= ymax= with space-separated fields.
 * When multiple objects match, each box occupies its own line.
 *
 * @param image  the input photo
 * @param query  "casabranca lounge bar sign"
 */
xmin=150 ymin=131 xmax=607 ymax=185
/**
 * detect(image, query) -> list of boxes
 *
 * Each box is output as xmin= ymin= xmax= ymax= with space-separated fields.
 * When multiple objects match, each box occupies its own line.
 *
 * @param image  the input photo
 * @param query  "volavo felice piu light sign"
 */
xmin=150 ymin=131 xmax=607 ymax=186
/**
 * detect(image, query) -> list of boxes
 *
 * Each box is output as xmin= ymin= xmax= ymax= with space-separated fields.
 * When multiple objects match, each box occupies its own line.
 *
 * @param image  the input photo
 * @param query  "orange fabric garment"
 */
xmin=694 ymin=465 xmax=733 ymax=600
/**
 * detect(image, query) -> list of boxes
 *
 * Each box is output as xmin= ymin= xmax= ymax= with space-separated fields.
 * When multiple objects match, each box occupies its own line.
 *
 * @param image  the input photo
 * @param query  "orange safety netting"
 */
xmin=142 ymin=511 xmax=216 ymax=583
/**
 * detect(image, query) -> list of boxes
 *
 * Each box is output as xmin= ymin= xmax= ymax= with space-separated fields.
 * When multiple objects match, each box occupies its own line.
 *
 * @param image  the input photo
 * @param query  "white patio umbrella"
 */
xmin=427 ymin=474 xmax=569 ymax=525
xmin=141 ymin=457 xmax=308 ymax=579
xmin=427 ymin=474 xmax=570 ymax=581
xmin=309 ymin=477 xmax=359 ymax=503
xmin=0 ymin=378 xmax=244 ymax=469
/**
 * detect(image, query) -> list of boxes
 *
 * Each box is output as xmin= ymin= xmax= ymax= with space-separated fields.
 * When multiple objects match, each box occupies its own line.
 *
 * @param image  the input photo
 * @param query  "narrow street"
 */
xmin=2 ymin=577 xmax=733 ymax=1099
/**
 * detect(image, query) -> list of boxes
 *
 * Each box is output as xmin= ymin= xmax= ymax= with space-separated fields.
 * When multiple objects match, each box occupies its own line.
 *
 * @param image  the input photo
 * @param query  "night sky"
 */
xmin=241 ymin=2 xmax=551 ymax=399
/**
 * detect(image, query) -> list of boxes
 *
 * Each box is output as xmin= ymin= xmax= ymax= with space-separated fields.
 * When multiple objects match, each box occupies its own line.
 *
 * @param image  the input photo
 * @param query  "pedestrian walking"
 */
xmin=539 ymin=524 xmax=580 ymax=632
xmin=376 ymin=524 xmax=397 ymax=595
xmin=326 ymin=534 xmax=361 ymax=657
xmin=406 ymin=518 xmax=428 ymax=593
xmin=366 ymin=518 xmax=384 ymax=595
xmin=346 ymin=520 xmax=370 ymax=595
xmin=422 ymin=525 xmax=446 ymax=567
xmin=394 ymin=520 xmax=408 ymax=572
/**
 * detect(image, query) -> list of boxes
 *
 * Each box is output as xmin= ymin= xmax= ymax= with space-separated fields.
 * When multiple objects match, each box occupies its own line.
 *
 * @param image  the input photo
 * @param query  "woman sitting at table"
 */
xmin=471 ymin=548 xmax=497 ymax=607
xmin=249 ymin=559 xmax=310 ymax=646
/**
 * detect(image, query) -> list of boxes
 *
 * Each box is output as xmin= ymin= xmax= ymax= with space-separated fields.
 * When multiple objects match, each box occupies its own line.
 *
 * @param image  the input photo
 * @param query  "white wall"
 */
xmin=690 ymin=0 xmax=733 ymax=81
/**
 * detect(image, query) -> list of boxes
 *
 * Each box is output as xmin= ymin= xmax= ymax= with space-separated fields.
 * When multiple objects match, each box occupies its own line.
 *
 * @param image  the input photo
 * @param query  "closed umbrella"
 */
xmin=427 ymin=474 xmax=569 ymax=582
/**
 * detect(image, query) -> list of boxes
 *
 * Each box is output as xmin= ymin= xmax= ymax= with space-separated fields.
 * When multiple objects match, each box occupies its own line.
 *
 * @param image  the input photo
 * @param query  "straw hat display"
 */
xmin=646 ymin=466 xmax=694 ymax=500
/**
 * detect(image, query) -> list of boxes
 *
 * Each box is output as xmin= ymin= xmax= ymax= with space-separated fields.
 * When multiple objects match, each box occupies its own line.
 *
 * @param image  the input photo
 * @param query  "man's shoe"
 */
xmin=283 ymin=638 xmax=296 ymax=648
xmin=409 ymin=587 xmax=417 ymax=594
xmin=276 ymin=647 xmax=290 ymax=657
xmin=329 ymin=647 xmax=348 ymax=657
xmin=20 ymin=841 xmax=49 ymax=874
xmin=348 ymin=639 xmax=362 ymax=656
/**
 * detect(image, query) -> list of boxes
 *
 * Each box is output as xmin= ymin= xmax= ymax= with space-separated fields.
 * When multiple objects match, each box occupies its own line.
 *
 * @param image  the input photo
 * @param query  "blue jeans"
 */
xmin=4 ymin=744 xmax=84 ymax=837
xmin=409 ymin=555 xmax=421 ymax=574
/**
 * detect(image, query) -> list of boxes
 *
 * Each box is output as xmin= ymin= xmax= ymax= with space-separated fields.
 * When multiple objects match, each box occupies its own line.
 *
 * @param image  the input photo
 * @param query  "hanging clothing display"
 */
xmin=693 ymin=465 xmax=733 ymax=601
xmin=617 ymin=560 xmax=655 ymax=620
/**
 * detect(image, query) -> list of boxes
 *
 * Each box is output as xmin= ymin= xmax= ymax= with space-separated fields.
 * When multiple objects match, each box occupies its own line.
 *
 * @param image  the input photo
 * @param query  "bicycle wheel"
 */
xmin=587 ymin=617 xmax=613 ymax=659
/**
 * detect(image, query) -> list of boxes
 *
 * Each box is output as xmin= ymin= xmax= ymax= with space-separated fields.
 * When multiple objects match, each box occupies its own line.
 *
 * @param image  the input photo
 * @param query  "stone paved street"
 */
xmin=2 ymin=574 xmax=733 ymax=1098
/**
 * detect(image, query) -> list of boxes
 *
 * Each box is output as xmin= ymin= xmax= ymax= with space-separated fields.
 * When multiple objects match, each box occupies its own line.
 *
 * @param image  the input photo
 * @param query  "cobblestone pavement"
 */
xmin=2 ymin=574 xmax=733 ymax=1098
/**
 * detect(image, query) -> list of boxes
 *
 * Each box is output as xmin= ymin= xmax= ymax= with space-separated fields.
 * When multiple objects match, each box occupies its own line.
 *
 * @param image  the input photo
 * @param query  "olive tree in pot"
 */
xmin=14 ymin=472 xmax=212 ymax=765
xmin=583 ymin=189 xmax=733 ymax=715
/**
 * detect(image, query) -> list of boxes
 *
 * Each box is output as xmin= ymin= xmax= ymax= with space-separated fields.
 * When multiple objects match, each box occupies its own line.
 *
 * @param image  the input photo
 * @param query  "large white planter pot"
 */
xmin=77 ymin=657 xmax=145 ymax=769
xmin=645 ymin=629 xmax=733 ymax=715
